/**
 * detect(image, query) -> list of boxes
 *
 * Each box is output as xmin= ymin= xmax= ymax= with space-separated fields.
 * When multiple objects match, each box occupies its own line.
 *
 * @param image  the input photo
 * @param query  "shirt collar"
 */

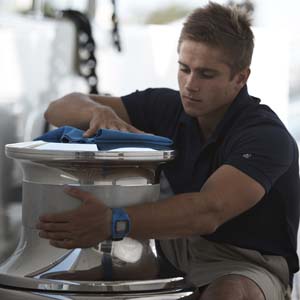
xmin=178 ymin=85 xmax=260 ymax=145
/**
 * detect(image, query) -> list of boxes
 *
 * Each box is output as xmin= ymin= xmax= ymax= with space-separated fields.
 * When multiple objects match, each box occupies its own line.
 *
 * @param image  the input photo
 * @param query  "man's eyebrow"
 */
xmin=178 ymin=61 xmax=188 ymax=68
xmin=178 ymin=61 xmax=218 ymax=73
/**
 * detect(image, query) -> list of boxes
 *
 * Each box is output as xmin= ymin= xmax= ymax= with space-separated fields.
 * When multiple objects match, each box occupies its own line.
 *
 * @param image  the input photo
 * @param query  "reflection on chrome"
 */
xmin=28 ymin=249 xmax=82 ymax=278
xmin=112 ymin=238 xmax=143 ymax=263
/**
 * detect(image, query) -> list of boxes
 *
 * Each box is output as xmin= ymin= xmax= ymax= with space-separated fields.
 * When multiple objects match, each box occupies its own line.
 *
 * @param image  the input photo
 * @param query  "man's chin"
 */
xmin=182 ymin=106 xmax=204 ymax=118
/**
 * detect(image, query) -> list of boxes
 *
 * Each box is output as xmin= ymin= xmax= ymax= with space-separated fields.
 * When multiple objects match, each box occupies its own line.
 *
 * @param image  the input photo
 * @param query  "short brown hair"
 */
xmin=178 ymin=1 xmax=254 ymax=77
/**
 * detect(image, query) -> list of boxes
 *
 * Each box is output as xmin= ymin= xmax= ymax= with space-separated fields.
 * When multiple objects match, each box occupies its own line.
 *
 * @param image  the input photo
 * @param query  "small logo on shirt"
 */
xmin=242 ymin=153 xmax=252 ymax=159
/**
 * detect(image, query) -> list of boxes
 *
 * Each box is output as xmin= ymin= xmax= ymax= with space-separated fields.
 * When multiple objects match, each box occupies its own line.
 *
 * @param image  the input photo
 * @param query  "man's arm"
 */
xmin=36 ymin=164 xmax=265 ymax=248
xmin=44 ymin=92 xmax=143 ymax=136
xmin=126 ymin=164 xmax=265 ymax=239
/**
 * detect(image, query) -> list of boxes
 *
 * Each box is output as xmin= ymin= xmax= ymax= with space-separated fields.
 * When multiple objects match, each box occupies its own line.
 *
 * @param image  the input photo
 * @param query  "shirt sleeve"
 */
xmin=121 ymin=88 xmax=182 ymax=137
xmin=223 ymin=125 xmax=295 ymax=192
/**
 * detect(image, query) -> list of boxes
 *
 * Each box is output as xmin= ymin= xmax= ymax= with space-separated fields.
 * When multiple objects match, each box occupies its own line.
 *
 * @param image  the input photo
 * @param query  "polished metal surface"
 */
xmin=5 ymin=141 xmax=175 ymax=162
xmin=0 ymin=141 xmax=196 ymax=297
xmin=0 ymin=286 xmax=196 ymax=299
xmin=0 ymin=273 xmax=187 ymax=293
xmin=20 ymin=160 xmax=160 ymax=185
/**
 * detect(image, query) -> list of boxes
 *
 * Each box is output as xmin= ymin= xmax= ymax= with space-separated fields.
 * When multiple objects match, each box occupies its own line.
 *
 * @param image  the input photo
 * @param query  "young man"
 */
xmin=37 ymin=2 xmax=299 ymax=299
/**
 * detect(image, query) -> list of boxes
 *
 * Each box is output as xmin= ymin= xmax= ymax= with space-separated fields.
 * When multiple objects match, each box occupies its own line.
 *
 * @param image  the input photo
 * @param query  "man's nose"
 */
xmin=185 ymin=74 xmax=200 ymax=92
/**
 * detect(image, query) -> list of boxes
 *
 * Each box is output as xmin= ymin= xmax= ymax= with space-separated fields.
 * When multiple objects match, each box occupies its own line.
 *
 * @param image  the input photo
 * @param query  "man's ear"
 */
xmin=236 ymin=68 xmax=251 ymax=86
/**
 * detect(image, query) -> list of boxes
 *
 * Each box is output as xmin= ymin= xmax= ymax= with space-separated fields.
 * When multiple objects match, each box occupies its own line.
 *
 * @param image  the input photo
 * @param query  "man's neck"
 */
xmin=197 ymin=103 xmax=231 ymax=141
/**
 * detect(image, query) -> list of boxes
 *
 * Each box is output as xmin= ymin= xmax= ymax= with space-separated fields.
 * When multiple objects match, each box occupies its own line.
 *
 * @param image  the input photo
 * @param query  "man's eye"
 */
xmin=179 ymin=67 xmax=190 ymax=73
xmin=200 ymin=71 xmax=215 ymax=79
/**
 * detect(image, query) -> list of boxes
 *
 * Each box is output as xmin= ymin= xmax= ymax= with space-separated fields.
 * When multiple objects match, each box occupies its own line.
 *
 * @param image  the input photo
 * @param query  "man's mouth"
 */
xmin=183 ymin=95 xmax=202 ymax=102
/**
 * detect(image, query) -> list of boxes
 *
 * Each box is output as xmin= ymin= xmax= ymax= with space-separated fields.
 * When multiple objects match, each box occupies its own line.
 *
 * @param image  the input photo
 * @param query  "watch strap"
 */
xmin=111 ymin=207 xmax=131 ymax=241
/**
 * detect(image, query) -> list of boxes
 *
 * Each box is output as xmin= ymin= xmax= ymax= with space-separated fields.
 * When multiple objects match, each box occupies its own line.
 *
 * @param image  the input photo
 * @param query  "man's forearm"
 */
xmin=45 ymin=93 xmax=131 ymax=129
xmin=126 ymin=192 xmax=218 ymax=240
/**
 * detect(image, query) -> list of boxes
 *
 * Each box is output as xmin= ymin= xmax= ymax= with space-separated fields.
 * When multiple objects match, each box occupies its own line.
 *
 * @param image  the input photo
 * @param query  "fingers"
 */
xmin=39 ymin=187 xmax=98 ymax=223
xmin=63 ymin=186 xmax=98 ymax=204
xmin=83 ymin=115 xmax=145 ymax=137
xmin=50 ymin=239 xmax=77 ymax=249
xmin=39 ymin=230 xmax=70 ymax=241
xmin=83 ymin=125 xmax=98 ymax=137
xmin=118 ymin=123 xmax=144 ymax=134
xmin=36 ymin=221 xmax=70 ymax=232
xmin=39 ymin=210 xmax=75 ymax=223
xmin=38 ymin=187 xmax=87 ymax=223
xmin=127 ymin=125 xmax=146 ymax=134
xmin=36 ymin=186 xmax=109 ymax=249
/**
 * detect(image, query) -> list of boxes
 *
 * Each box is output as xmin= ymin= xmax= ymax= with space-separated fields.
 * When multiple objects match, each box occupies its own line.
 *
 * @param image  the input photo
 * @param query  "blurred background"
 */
xmin=0 ymin=0 xmax=300 ymax=297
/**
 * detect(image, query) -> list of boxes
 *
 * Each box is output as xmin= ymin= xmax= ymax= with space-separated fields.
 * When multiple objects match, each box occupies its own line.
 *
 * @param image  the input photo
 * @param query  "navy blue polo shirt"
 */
xmin=121 ymin=86 xmax=300 ymax=284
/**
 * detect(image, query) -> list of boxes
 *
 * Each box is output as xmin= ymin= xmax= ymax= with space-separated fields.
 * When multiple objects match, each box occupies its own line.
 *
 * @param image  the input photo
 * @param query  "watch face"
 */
xmin=115 ymin=220 xmax=129 ymax=233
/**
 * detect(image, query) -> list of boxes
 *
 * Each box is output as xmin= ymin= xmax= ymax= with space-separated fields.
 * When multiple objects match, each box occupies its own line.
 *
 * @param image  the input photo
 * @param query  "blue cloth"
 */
xmin=34 ymin=126 xmax=173 ymax=150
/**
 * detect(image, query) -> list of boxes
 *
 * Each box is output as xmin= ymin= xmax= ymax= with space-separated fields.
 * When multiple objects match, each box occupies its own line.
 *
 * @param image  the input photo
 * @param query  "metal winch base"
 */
xmin=0 ymin=142 xmax=197 ymax=299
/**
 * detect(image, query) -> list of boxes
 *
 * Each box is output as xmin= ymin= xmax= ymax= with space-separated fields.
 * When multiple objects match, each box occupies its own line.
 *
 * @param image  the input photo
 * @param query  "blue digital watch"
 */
xmin=111 ymin=208 xmax=131 ymax=241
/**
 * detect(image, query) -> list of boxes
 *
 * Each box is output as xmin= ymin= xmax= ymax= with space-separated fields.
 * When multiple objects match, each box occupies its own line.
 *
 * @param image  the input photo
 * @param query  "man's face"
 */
xmin=178 ymin=40 xmax=247 ymax=120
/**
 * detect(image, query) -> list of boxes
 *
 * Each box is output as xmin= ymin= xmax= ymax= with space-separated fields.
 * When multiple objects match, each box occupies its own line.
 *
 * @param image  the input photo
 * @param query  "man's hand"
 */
xmin=83 ymin=106 xmax=144 ymax=137
xmin=36 ymin=187 xmax=112 ymax=249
